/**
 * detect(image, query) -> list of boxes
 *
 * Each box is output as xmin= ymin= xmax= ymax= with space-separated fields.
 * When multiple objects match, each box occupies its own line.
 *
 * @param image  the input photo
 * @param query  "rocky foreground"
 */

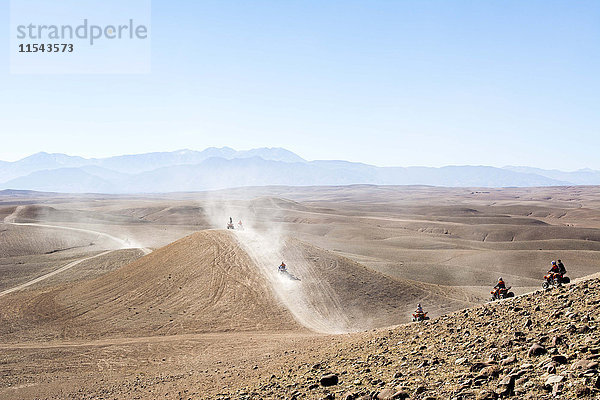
xmin=219 ymin=278 xmax=600 ymax=400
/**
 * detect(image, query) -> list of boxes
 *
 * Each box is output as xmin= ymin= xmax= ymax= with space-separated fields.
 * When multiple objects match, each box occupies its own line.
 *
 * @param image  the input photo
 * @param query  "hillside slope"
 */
xmin=0 ymin=227 xmax=481 ymax=343
xmin=0 ymin=230 xmax=301 ymax=342
xmin=222 ymin=278 xmax=600 ymax=399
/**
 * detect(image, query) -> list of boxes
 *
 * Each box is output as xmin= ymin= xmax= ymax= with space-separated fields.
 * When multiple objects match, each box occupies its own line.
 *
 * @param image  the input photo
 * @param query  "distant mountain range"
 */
xmin=0 ymin=147 xmax=597 ymax=193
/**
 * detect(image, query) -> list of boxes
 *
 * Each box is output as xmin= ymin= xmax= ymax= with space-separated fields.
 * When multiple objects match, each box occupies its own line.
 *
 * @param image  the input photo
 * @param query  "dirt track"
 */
xmin=0 ymin=250 xmax=114 ymax=297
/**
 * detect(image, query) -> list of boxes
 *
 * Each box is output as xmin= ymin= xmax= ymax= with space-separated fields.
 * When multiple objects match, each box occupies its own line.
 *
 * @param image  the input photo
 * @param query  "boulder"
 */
xmin=496 ymin=374 xmax=515 ymax=397
xmin=571 ymin=359 xmax=598 ymax=370
xmin=528 ymin=343 xmax=547 ymax=356
xmin=320 ymin=374 xmax=339 ymax=387
xmin=476 ymin=389 xmax=498 ymax=400
xmin=481 ymin=365 xmax=501 ymax=377
xmin=551 ymin=355 xmax=568 ymax=364
xmin=544 ymin=374 xmax=564 ymax=388
xmin=500 ymin=355 xmax=516 ymax=366
xmin=375 ymin=389 xmax=395 ymax=399
xmin=376 ymin=389 xmax=409 ymax=400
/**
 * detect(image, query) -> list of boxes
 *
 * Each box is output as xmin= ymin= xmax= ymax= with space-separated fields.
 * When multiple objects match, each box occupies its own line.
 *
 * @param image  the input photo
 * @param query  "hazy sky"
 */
xmin=1 ymin=1 xmax=599 ymax=169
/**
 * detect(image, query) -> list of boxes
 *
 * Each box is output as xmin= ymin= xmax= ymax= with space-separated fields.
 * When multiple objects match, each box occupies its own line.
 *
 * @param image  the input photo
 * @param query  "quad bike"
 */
xmin=412 ymin=312 xmax=429 ymax=322
xmin=226 ymin=222 xmax=235 ymax=230
xmin=237 ymin=221 xmax=244 ymax=231
xmin=542 ymin=273 xmax=570 ymax=290
xmin=490 ymin=286 xmax=515 ymax=301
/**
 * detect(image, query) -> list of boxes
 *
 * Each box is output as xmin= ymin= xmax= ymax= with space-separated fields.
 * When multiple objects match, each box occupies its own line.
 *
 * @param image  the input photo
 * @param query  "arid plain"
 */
xmin=1 ymin=185 xmax=600 ymax=399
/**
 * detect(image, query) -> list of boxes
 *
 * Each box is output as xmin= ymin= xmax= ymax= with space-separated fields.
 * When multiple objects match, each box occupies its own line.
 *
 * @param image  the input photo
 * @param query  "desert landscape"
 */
xmin=0 ymin=185 xmax=599 ymax=399
xmin=4 ymin=0 xmax=598 ymax=397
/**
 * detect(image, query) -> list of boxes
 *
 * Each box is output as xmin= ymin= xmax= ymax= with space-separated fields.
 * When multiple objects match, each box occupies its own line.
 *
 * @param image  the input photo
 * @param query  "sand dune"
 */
xmin=1 ymin=227 xmax=480 ymax=345
xmin=0 ymin=230 xmax=302 ymax=343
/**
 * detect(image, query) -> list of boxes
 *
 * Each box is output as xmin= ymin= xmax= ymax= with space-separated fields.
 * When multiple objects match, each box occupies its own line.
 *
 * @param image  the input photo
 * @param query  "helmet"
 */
xmin=417 ymin=303 xmax=421 ymax=307
xmin=498 ymin=277 xmax=503 ymax=281
xmin=552 ymin=261 xmax=556 ymax=265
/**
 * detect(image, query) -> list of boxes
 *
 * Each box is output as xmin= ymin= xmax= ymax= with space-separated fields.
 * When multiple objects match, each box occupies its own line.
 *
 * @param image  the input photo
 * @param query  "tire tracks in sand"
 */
xmin=1 ymin=207 xmax=151 ymax=296
xmin=235 ymin=231 xmax=353 ymax=334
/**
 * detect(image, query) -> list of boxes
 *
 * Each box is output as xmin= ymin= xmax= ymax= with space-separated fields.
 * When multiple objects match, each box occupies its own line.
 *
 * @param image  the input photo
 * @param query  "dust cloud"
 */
xmin=201 ymin=191 xmax=354 ymax=334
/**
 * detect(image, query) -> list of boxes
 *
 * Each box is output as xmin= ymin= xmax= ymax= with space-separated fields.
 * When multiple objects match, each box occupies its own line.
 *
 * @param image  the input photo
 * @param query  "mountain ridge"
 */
xmin=0 ymin=148 xmax=597 ymax=193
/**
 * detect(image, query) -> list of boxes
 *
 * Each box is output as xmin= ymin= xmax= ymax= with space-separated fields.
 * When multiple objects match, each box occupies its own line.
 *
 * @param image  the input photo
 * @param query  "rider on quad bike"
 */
xmin=412 ymin=303 xmax=429 ymax=322
xmin=557 ymin=259 xmax=566 ymax=275
xmin=278 ymin=261 xmax=287 ymax=273
xmin=543 ymin=260 xmax=570 ymax=288
xmin=495 ymin=277 xmax=506 ymax=290
xmin=227 ymin=217 xmax=235 ymax=229
xmin=548 ymin=260 xmax=563 ymax=281
xmin=491 ymin=277 xmax=514 ymax=300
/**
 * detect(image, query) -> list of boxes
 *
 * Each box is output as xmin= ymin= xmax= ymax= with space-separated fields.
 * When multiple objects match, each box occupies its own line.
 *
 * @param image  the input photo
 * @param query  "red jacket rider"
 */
xmin=415 ymin=303 xmax=424 ymax=315
xmin=494 ymin=278 xmax=506 ymax=290
xmin=548 ymin=261 xmax=560 ymax=275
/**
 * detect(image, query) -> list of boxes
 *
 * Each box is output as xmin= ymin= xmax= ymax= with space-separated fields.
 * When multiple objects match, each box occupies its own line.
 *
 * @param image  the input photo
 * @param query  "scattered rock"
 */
xmin=476 ymin=389 xmax=498 ymax=400
xmin=544 ymin=374 xmax=564 ymax=388
xmin=391 ymin=391 xmax=410 ymax=399
xmin=551 ymin=336 xmax=562 ymax=347
xmin=575 ymin=386 xmax=591 ymax=397
xmin=320 ymin=374 xmax=339 ymax=387
xmin=496 ymin=374 xmax=515 ymax=397
xmin=572 ymin=359 xmax=598 ymax=370
xmin=480 ymin=365 xmax=501 ymax=378
xmin=528 ymin=343 xmax=547 ymax=356
xmin=500 ymin=355 xmax=516 ymax=366
xmin=551 ymin=354 xmax=568 ymax=364
xmin=414 ymin=385 xmax=427 ymax=395
xmin=552 ymin=382 xmax=563 ymax=396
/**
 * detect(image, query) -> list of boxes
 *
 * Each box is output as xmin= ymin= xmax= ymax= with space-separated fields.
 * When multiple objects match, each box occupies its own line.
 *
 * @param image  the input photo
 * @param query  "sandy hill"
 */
xmin=2 ymin=204 xmax=142 ymax=225
xmin=0 ymin=230 xmax=301 ymax=342
xmin=275 ymin=238 xmax=479 ymax=332
xmin=249 ymin=196 xmax=311 ymax=212
xmin=0 ymin=228 xmax=481 ymax=343
xmin=0 ymin=224 xmax=104 ymax=257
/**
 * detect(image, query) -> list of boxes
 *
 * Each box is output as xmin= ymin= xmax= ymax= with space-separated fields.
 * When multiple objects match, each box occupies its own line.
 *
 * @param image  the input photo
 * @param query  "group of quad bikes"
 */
xmin=273 ymin=256 xmax=570 ymax=323
xmin=413 ymin=261 xmax=570 ymax=323
xmin=489 ymin=260 xmax=569 ymax=301
xmin=232 ymin=222 xmax=569 ymax=324
xmin=226 ymin=217 xmax=244 ymax=231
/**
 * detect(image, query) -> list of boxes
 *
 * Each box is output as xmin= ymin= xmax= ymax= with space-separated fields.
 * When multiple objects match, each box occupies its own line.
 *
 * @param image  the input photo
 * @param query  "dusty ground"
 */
xmin=0 ymin=185 xmax=599 ymax=399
